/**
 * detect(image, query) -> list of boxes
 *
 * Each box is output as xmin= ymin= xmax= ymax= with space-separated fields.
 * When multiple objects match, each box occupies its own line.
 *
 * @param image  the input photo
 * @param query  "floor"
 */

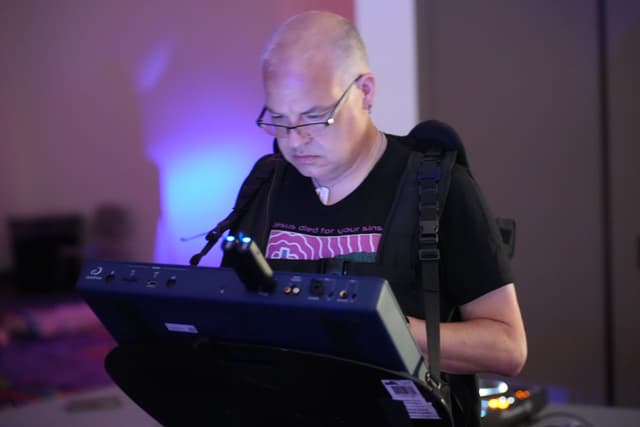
xmin=0 ymin=384 xmax=159 ymax=427
xmin=0 ymin=288 xmax=161 ymax=426
xmin=0 ymin=292 xmax=109 ymax=404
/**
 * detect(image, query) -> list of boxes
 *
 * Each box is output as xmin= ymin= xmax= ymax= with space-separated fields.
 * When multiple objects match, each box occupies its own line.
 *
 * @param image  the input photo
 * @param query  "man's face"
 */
xmin=263 ymin=65 xmax=369 ymax=186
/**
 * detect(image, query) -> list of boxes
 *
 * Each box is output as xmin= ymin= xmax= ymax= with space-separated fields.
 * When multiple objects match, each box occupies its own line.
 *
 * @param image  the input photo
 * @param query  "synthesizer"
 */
xmin=76 ymin=259 xmax=428 ymax=378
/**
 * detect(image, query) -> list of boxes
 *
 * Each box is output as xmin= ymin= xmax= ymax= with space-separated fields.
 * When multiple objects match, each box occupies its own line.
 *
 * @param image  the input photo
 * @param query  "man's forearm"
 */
xmin=408 ymin=316 xmax=527 ymax=376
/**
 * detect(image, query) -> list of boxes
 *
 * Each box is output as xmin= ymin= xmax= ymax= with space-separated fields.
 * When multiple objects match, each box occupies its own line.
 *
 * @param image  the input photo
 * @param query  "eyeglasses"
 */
xmin=256 ymin=75 xmax=363 ymax=139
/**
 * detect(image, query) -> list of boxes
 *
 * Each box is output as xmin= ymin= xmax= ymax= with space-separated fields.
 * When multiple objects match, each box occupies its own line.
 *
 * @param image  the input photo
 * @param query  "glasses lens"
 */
xmin=300 ymin=123 xmax=329 ymax=138
xmin=259 ymin=123 xmax=284 ymax=137
xmin=259 ymin=122 xmax=330 ymax=139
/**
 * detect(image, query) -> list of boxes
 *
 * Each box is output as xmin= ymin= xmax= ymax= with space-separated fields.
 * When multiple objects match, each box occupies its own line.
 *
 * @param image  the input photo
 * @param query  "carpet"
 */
xmin=0 ymin=294 xmax=116 ymax=409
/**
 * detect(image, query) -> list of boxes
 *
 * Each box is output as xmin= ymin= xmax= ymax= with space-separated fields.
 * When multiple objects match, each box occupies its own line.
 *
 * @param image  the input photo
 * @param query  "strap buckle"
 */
xmin=419 ymin=247 xmax=440 ymax=261
xmin=419 ymin=220 xmax=439 ymax=242
xmin=419 ymin=220 xmax=440 ymax=261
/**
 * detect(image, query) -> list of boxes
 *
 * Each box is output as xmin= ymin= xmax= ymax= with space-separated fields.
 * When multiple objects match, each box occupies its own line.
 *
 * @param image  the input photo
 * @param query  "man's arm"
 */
xmin=407 ymin=283 xmax=527 ymax=376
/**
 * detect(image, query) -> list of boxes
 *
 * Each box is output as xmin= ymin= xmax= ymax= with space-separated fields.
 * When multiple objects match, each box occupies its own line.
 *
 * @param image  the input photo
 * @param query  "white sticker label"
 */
xmin=165 ymin=323 xmax=199 ymax=334
xmin=382 ymin=379 xmax=441 ymax=420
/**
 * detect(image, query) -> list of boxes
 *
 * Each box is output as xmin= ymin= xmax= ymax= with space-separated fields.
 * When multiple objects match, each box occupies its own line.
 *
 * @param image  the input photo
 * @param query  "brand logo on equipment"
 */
xmin=86 ymin=266 xmax=104 ymax=280
xmin=90 ymin=267 xmax=103 ymax=275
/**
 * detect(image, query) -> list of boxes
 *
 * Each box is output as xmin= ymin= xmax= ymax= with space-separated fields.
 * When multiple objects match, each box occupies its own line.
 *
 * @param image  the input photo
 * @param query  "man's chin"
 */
xmin=290 ymin=161 xmax=321 ymax=178
xmin=292 ymin=164 xmax=317 ymax=178
xmin=285 ymin=154 xmax=330 ymax=180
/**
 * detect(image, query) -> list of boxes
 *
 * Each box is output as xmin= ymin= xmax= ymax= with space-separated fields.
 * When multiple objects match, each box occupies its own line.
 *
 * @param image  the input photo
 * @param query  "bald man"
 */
xmin=225 ymin=11 xmax=526 ymax=427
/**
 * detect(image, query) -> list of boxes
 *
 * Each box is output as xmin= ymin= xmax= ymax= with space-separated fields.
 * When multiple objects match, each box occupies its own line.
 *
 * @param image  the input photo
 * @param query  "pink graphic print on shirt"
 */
xmin=266 ymin=230 xmax=381 ymax=260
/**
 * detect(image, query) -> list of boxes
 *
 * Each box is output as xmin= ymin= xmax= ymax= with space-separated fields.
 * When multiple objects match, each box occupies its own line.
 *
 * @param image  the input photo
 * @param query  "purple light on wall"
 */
xmin=135 ymin=41 xmax=175 ymax=94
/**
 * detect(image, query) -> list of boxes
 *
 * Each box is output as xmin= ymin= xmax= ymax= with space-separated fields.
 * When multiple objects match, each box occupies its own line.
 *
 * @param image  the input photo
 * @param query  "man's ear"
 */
xmin=357 ymin=73 xmax=376 ymax=111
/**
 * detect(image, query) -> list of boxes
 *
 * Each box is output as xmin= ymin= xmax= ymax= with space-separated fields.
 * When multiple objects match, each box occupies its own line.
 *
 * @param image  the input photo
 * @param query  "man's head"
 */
xmin=258 ymin=11 xmax=381 ymax=188
xmin=261 ymin=11 xmax=368 ymax=89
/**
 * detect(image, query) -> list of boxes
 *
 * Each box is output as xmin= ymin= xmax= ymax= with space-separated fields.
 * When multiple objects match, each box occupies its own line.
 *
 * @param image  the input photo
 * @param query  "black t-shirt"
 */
xmin=266 ymin=135 xmax=408 ymax=263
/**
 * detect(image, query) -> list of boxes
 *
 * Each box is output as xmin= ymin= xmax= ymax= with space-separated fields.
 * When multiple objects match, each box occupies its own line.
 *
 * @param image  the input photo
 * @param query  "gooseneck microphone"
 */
xmin=189 ymin=210 xmax=240 ymax=267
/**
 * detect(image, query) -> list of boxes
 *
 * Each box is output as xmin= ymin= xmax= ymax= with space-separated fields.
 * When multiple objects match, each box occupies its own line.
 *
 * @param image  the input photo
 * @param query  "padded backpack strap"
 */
xmin=408 ymin=120 xmax=469 ymax=168
xmin=417 ymin=146 xmax=457 ymax=390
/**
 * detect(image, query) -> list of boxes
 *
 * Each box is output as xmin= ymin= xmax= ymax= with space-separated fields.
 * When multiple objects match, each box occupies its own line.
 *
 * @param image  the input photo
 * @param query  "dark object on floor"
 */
xmin=8 ymin=215 xmax=84 ymax=294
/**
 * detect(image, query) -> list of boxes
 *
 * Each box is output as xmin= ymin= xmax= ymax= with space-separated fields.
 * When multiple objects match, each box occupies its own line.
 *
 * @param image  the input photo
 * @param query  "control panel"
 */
xmin=77 ymin=259 xmax=427 ymax=378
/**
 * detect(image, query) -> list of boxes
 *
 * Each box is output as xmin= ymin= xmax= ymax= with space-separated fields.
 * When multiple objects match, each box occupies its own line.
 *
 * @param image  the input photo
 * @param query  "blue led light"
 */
xmin=241 ymin=236 xmax=252 ymax=244
xmin=225 ymin=235 xmax=236 ymax=242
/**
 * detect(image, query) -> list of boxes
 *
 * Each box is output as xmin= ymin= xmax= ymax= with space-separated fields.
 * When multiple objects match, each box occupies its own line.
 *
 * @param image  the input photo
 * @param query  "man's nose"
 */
xmin=285 ymin=127 xmax=310 ymax=148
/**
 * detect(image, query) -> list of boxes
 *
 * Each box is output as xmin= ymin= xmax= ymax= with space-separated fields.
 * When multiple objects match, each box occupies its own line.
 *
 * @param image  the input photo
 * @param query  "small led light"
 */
xmin=514 ymin=390 xmax=531 ymax=400
xmin=241 ymin=236 xmax=252 ymax=244
xmin=479 ymin=380 xmax=509 ymax=397
xmin=488 ymin=397 xmax=511 ymax=410
xmin=498 ymin=382 xmax=509 ymax=394
xmin=225 ymin=235 xmax=236 ymax=242
xmin=498 ymin=397 xmax=511 ymax=410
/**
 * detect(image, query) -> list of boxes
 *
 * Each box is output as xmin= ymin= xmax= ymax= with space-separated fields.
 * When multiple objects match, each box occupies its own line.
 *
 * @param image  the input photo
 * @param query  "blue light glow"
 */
xmin=148 ymin=136 xmax=269 ymax=267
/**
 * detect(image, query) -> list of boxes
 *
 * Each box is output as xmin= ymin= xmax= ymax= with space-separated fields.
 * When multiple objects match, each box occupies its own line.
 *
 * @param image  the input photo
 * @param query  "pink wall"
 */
xmin=0 ymin=0 xmax=352 ymax=269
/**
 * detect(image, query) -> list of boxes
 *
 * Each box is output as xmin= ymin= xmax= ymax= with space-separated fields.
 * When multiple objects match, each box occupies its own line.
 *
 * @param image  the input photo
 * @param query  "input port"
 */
xmin=309 ymin=279 xmax=325 ymax=296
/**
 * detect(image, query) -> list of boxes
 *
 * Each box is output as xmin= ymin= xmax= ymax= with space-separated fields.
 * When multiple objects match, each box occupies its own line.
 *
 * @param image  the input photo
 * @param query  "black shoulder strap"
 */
xmin=405 ymin=120 xmax=460 ymax=399
xmin=417 ymin=147 xmax=457 ymax=390
xmin=190 ymin=154 xmax=281 ymax=266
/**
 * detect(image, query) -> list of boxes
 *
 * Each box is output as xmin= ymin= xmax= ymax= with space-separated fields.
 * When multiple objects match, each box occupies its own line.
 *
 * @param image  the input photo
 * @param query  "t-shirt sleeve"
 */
xmin=439 ymin=165 xmax=514 ymax=306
